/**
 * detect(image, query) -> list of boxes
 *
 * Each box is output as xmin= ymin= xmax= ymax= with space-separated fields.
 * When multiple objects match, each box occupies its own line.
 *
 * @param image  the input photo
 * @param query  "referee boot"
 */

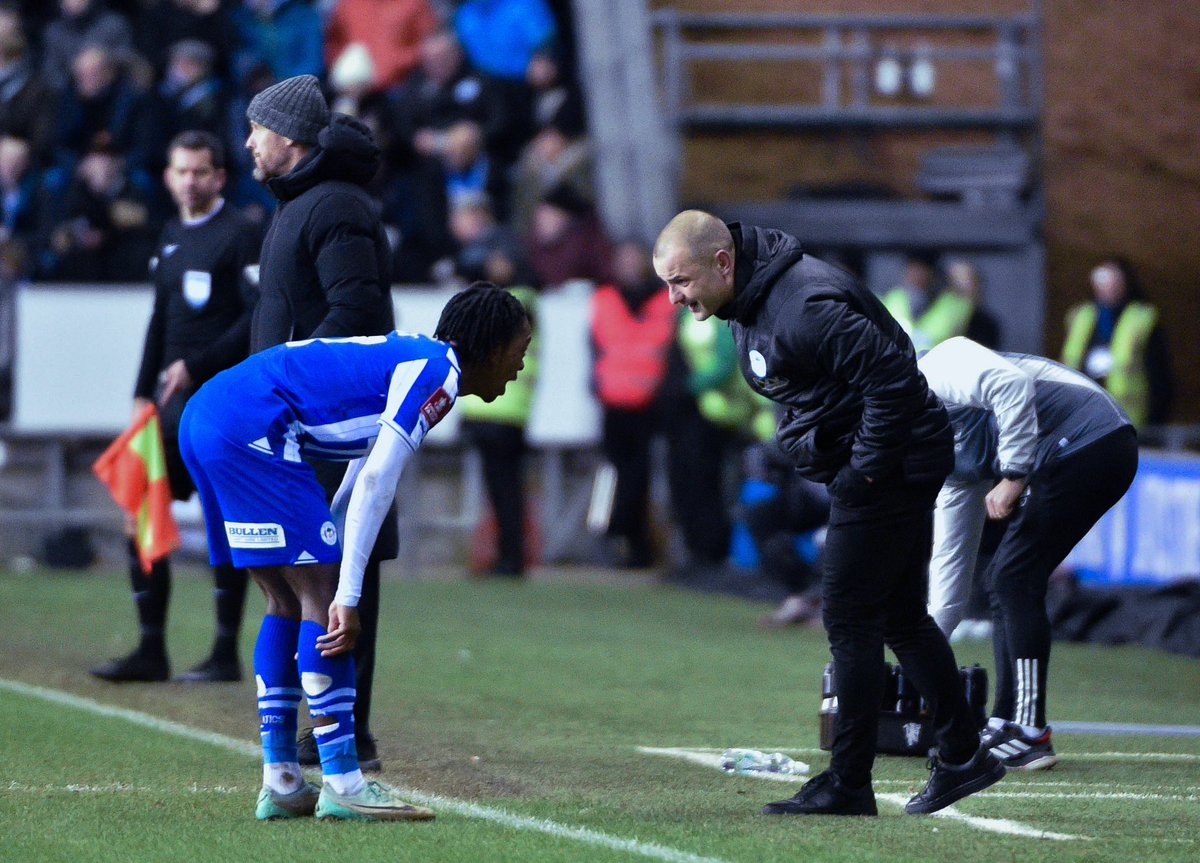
xmin=89 ymin=648 xmax=169 ymax=683
xmin=176 ymin=655 xmax=242 ymax=683
xmin=982 ymin=719 xmax=1059 ymax=771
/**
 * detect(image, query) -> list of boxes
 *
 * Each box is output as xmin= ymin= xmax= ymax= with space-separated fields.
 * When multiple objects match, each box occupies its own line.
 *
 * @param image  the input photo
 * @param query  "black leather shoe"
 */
xmin=90 ymin=650 xmax=169 ymax=683
xmin=355 ymin=733 xmax=382 ymax=772
xmin=905 ymin=746 xmax=1006 ymax=814
xmin=762 ymin=770 xmax=877 ymax=816
xmin=297 ymin=727 xmax=382 ymax=772
xmin=297 ymin=727 xmax=319 ymax=766
xmin=176 ymin=656 xmax=242 ymax=683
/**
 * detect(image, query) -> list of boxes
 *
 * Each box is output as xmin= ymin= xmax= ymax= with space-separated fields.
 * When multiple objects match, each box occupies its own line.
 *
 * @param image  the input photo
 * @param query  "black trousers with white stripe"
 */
xmin=985 ymin=426 xmax=1138 ymax=728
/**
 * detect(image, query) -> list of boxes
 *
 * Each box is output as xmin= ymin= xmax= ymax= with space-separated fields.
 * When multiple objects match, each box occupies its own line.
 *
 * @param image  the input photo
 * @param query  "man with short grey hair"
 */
xmin=654 ymin=210 xmax=1005 ymax=817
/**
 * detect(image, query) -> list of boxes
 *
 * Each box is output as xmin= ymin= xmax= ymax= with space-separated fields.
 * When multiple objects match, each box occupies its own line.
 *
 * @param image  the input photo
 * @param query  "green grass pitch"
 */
xmin=2 ymin=563 xmax=1199 ymax=862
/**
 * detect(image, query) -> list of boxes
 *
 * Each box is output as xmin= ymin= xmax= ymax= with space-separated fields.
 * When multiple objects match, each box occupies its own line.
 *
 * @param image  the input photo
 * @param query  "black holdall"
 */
xmin=818 ymin=661 xmax=988 ymax=755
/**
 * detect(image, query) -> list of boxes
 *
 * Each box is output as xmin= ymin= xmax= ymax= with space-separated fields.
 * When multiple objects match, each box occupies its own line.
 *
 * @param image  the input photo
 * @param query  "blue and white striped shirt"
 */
xmin=215 ymin=331 xmax=460 ymax=461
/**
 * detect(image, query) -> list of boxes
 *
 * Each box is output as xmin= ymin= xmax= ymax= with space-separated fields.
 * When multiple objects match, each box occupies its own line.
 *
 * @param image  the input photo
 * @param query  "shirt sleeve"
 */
xmin=379 ymin=356 xmax=460 ymax=448
xmin=928 ymin=479 xmax=990 ymax=636
xmin=134 ymin=268 xmax=170 ymax=399
xmin=332 ymin=354 xmax=460 ymax=604
xmin=334 ymin=424 xmax=413 ymax=607
xmin=920 ymin=337 xmax=1038 ymax=476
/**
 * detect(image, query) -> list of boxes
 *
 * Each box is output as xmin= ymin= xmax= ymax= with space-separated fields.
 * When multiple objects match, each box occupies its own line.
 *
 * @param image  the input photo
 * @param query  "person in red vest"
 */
xmin=590 ymin=240 xmax=676 ymax=568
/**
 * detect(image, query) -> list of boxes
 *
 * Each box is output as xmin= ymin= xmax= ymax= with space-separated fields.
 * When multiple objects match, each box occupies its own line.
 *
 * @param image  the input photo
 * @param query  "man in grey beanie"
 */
xmin=244 ymin=74 xmax=399 ymax=793
xmin=246 ymin=73 xmax=328 ymax=155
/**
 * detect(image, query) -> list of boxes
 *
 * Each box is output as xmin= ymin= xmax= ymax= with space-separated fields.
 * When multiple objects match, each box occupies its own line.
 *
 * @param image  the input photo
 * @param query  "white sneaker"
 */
xmin=984 ymin=720 xmax=1058 ymax=771
xmin=315 ymin=780 xmax=436 ymax=821
xmin=761 ymin=595 xmax=821 ymax=628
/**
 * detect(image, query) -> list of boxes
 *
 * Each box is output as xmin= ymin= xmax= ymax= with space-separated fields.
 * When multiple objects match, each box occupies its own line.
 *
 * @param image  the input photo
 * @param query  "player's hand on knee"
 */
xmin=985 ymin=477 xmax=1026 ymax=520
xmin=318 ymin=603 xmax=361 ymax=657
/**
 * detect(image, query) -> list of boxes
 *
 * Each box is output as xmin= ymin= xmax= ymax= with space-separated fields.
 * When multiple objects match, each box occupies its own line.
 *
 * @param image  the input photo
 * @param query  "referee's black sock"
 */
xmin=128 ymin=538 xmax=170 ymax=658
xmin=211 ymin=565 xmax=248 ymax=662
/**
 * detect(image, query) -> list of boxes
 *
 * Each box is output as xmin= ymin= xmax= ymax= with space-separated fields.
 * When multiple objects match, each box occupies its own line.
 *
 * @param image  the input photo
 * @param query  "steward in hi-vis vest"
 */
xmin=1061 ymin=300 xmax=1157 ymax=429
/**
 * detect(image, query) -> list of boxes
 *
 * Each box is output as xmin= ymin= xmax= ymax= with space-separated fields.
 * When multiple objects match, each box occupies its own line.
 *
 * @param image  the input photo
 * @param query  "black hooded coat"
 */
xmin=717 ymin=223 xmax=953 ymax=499
xmin=250 ymin=113 xmax=395 ymax=352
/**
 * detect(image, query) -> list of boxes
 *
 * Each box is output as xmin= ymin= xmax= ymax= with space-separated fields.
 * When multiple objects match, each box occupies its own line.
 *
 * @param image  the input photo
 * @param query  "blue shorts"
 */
xmin=178 ymin=389 xmax=342 ymax=569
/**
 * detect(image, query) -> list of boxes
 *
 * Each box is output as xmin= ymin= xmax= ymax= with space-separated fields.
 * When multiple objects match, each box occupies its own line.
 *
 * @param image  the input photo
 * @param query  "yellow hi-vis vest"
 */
xmin=678 ymin=313 xmax=750 ymax=429
xmin=883 ymin=289 xmax=974 ymax=353
xmin=1061 ymin=301 xmax=1157 ymax=428
xmin=458 ymin=286 xmax=539 ymax=426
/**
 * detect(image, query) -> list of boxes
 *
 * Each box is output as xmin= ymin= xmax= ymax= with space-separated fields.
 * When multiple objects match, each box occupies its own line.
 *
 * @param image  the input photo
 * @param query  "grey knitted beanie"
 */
xmin=246 ymin=74 xmax=329 ymax=145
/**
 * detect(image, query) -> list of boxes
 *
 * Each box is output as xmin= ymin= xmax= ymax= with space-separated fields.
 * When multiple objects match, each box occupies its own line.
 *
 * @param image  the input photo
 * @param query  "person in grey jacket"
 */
xmin=654 ymin=210 xmax=1004 ymax=817
xmin=920 ymin=336 xmax=1137 ymax=771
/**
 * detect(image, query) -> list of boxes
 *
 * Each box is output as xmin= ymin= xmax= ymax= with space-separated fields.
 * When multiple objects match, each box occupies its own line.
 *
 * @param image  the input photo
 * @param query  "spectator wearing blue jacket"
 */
xmin=232 ymin=0 xmax=324 ymax=85
xmin=454 ymin=0 xmax=557 ymax=82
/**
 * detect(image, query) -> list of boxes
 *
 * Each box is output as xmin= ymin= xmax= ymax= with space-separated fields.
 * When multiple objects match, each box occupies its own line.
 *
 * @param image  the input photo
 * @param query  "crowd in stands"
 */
xmin=0 ymin=2 xmax=1175 ymax=614
xmin=0 ymin=0 xmax=587 ymax=289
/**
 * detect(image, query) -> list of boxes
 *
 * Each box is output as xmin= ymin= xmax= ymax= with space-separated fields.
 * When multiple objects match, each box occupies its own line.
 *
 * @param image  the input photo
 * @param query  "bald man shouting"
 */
xmin=653 ymin=211 xmax=1004 ymax=817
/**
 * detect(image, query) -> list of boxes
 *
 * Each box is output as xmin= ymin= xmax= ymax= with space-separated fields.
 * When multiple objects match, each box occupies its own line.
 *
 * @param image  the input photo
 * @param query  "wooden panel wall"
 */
xmin=650 ymin=0 xmax=1200 ymax=419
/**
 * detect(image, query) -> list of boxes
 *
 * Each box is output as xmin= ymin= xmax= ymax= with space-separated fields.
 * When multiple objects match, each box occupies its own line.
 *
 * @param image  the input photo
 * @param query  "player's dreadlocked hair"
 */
xmin=434 ymin=281 xmax=530 ymax=365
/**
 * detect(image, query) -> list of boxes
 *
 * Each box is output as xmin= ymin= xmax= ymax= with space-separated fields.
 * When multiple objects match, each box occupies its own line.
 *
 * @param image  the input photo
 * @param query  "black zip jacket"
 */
xmin=717 ymin=223 xmax=953 ymax=496
xmin=250 ymin=113 xmax=394 ymax=352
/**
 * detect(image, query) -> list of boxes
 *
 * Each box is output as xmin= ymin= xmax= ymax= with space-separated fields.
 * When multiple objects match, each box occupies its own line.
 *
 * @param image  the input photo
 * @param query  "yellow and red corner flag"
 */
xmin=93 ymin=403 xmax=181 ymax=573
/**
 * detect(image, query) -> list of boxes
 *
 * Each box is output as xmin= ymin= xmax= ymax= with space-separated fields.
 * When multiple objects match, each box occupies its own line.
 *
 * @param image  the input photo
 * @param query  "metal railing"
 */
xmin=652 ymin=8 xmax=1043 ymax=131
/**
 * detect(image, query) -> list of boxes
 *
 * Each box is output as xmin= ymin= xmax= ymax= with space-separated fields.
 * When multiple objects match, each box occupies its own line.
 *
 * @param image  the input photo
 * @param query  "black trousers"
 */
xmin=987 ymin=426 xmax=1138 ymax=728
xmin=822 ymin=480 xmax=978 ymax=787
xmin=461 ymin=419 xmax=527 ymax=573
xmin=601 ymin=409 xmax=657 ymax=562
xmin=665 ymin=398 xmax=734 ymax=563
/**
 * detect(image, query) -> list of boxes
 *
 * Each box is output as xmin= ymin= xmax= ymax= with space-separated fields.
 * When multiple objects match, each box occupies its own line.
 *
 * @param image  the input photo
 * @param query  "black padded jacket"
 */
xmin=250 ymin=113 xmax=394 ymax=352
xmin=716 ymin=223 xmax=953 ymax=498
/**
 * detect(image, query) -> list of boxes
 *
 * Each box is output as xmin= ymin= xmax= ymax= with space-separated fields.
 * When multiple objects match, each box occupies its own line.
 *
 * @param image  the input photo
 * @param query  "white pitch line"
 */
xmin=1055 ymin=721 xmax=1200 ymax=737
xmin=874 ymin=793 xmax=1083 ymax=840
xmin=873 ymin=779 xmax=1200 ymax=794
xmin=700 ymin=747 xmax=1200 ymax=763
xmin=5 ymin=781 xmax=245 ymax=794
xmin=636 ymin=747 xmax=1085 ymax=841
xmin=1062 ymin=752 xmax=1200 ymax=762
xmin=980 ymin=791 xmax=1200 ymax=802
xmin=1 ymin=679 xmax=728 ymax=863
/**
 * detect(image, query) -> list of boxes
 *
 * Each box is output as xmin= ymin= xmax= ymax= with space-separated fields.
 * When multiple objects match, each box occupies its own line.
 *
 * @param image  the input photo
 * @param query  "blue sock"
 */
xmin=254 ymin=615 xmax=302 ymax=767
xmin=297 ymin=620 xmax=359 ymax=777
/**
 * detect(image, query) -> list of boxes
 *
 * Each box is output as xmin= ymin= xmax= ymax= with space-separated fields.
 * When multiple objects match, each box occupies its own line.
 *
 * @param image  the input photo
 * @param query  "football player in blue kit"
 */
xmin=179 ymin=284 xmax=532 ymax=822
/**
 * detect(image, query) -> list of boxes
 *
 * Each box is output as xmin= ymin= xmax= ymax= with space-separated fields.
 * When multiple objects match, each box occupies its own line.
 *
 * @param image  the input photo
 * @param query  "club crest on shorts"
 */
xmin=321 ymin=521 xmax=338 ymax=545
xmin=420 ymin=386 xmax=452 ymax=427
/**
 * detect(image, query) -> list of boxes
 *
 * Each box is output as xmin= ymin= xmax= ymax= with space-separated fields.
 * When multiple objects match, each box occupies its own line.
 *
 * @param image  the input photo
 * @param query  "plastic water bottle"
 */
xmin=721 ymin=749 xmax=803 ymax=775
